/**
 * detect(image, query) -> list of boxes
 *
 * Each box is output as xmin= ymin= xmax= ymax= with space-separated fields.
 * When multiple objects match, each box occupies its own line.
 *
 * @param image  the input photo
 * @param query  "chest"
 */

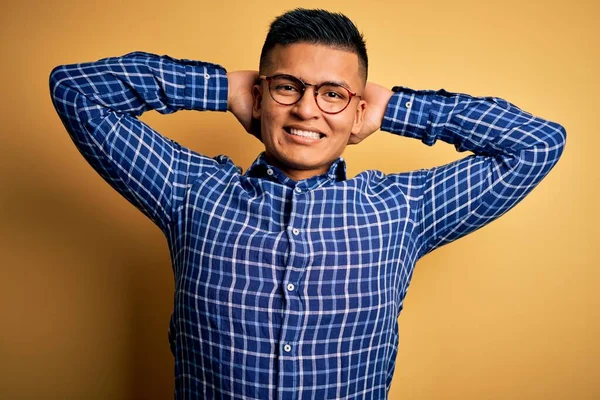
xmin=171 ymin=175 xmax=419 ymax=325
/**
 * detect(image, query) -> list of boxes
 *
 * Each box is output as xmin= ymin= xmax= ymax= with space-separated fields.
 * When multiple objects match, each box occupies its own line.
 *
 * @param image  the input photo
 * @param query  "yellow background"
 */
xmin=1 ymin=0 xmax=598 ymax=398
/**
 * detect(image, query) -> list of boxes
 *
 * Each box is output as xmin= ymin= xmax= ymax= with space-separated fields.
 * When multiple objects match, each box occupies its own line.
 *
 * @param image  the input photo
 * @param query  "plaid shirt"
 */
xmin=49 ymin=51 xmax=566 ymax=399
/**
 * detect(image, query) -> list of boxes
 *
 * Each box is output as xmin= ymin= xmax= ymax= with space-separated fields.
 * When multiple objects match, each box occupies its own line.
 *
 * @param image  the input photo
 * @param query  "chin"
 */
xmin=279 ymin=154 xmax=322 ymax=169
xmin=268 ymin=150 xmax=330 ymax=172
xmin=263 ymin=130 xmax=344 ymax=175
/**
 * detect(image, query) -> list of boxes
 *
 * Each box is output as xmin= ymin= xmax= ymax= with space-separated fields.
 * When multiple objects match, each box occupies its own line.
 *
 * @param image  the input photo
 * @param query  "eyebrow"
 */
xmin=322 ymin=79 xmax=352 ymax=89
xmin=274 ymin=73 xmax=353 ymax=90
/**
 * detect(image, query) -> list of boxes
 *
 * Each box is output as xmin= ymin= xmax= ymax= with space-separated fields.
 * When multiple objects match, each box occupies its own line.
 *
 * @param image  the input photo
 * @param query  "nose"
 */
xmin=291 ymin=86 xmax=321 ymax=120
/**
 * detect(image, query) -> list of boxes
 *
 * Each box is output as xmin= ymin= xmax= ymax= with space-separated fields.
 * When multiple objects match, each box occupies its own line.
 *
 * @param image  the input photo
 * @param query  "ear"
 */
xmin=350 ymin=98 xmax=367 ymax=136
xmin=252 ymin=84 xmax=263 ymax=120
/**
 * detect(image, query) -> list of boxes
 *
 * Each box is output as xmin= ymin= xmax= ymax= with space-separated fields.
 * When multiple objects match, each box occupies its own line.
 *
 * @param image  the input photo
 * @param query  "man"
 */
xmin=49 ymin=8 xmax=566 ymax=400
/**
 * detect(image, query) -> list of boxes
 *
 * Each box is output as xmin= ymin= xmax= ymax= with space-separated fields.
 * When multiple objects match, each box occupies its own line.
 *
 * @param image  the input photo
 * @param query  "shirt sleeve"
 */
xmin=381 ymin=86 xmax=567 ymax=259
xmin=49 ymin=51 xmax=229 ymax=234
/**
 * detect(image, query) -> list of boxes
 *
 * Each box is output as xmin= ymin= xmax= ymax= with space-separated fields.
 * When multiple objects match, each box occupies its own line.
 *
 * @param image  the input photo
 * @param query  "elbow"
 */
xmin=49 ymin=65 xmax=62 ymax=87
xmin=49 ymin=65 xmax=67 ymax=99
xmin=557 ymin=122 xmax=567 ymax=148
xmin=548 ymin=120 xmax=567 ymax=161
xmin=516 ymin=119 xmax=567 ymax=173
xmin=49 ymin=64 xmax=78 ymax=97
xmin=529 ymin=120 xmax=567 ymax=172
xmin=49 ymin=64 xmax=83 ymax=111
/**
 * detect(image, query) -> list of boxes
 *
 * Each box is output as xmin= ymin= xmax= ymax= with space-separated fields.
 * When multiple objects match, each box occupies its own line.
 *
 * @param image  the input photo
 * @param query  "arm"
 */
xmin=380 ymin=85 xmax=566 ymax=258
xmin=49 ymin=51 xmax=228 ymax=233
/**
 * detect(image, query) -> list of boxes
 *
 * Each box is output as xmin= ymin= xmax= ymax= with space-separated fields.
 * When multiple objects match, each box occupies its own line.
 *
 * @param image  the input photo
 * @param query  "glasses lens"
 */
xmin=316 ymin=84 xmax=350 ymax=113
xmin=269 ymin=76 xmax=303 ymax=105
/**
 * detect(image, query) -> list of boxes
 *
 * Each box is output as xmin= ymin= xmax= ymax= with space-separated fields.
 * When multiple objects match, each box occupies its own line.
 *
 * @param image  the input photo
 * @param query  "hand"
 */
xmin=227 ymin=70 xmax=261 ymax=140
xmin=348 ymin=82 xmax=394 ymax=145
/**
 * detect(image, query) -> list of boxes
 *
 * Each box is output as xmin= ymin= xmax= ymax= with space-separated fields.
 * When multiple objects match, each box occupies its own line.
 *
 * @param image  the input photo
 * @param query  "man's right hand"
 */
xmin=227 ymin=70 xmax=261 ymax=140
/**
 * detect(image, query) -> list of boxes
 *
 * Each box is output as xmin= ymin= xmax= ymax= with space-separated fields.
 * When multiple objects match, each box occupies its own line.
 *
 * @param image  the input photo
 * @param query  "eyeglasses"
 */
xmin=259 ymin=74 xmax=361 ymax=114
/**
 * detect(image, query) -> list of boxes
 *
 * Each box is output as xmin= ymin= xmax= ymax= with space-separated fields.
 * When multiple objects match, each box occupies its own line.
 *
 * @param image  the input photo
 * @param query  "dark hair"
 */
xmin=259 ymin=8 xmax=368 ymax=82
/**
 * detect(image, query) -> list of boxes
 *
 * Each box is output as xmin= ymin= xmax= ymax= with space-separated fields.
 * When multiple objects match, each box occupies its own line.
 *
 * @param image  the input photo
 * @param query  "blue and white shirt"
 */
xmin=49 ymin=51 xmax=566 ymax=399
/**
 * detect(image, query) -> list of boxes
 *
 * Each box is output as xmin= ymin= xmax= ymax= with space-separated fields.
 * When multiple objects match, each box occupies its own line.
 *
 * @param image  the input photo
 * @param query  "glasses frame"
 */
xmin=258 ymin=74 xmax=361 ymax=115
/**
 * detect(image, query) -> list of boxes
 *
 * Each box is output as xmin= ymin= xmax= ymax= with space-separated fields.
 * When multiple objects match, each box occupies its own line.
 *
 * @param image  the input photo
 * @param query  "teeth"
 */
xmin=289 ymin=128 xmax=321 ymax=139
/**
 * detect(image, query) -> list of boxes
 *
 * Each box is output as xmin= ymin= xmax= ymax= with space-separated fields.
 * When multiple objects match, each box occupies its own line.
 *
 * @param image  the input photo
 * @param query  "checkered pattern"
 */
xmin=49 ymin=51 xmax=566 ymax=399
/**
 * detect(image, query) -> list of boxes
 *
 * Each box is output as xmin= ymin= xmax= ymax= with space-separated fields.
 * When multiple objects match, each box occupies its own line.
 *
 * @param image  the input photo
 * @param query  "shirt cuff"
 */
xmin=183 ymin=60 xmax=229 ymax=112
xmin=381 ymin=86 xmax=437 ymax=146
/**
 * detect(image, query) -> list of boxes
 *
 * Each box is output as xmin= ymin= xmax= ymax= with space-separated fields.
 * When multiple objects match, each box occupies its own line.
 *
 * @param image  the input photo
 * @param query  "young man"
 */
xmin=49 ymin=8 xmax=566 ymax=400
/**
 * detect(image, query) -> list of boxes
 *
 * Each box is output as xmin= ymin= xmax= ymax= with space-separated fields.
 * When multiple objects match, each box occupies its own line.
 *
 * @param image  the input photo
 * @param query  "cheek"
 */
xmin=260 ymin=109 xmax=285 ymax=145
xmin=261 ymin=106 xmax=284 ymax=129
xmin=328 ymin=114 xmax=355 ymax=138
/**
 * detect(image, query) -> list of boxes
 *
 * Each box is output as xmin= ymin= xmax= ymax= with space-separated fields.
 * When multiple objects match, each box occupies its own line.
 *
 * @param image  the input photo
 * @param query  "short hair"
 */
xmin=259 ymin=8 xmax=368 ymax=83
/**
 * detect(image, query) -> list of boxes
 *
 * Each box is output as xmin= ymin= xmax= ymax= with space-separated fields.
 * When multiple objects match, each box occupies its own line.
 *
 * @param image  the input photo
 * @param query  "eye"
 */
xmin=277 ymin=85 xmax=296 ymax=91
xmin=274 ymin=84 xmax=299 ymax=92
xmin=324 ymin=91 xmax=343 ymax=99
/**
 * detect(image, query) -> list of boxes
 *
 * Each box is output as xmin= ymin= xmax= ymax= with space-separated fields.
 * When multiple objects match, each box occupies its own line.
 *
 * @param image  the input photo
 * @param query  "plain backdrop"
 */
xmin=0 ymin=0 xmax=598 ymax=398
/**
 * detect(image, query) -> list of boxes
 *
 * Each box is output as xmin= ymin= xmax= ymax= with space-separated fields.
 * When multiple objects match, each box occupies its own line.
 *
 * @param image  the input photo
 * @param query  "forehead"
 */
xmin=266 ymin=43 xmax=363 ymax=89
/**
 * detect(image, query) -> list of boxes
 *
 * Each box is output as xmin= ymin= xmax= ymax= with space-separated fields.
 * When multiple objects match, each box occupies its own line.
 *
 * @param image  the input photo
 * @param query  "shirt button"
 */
xmin=405 ymin=101 xmax=412 ymax=108
xmin=283 ymin=344 xmax=292 ymax=352
xmin=287 ymin=283 xmax=295 ymax=291
xmin=294 ymin=187 xmax=302 ymax=194
xmin=292 ymin=228 xmax=300 ymax=236
xmin=266 ymin=168 xmax=274 ymax=176
xmin=204 ymin=73 xmax=210 ymax=79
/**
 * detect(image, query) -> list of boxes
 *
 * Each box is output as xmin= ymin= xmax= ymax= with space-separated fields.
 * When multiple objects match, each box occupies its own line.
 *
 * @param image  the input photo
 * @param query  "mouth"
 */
xmin=284 ymin=127 xmax=326 ymax=140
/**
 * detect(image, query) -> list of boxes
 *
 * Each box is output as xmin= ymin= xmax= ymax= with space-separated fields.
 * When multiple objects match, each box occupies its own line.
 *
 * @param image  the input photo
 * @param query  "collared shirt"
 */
xmin=49 ymin=51 xmax=566 ymax=399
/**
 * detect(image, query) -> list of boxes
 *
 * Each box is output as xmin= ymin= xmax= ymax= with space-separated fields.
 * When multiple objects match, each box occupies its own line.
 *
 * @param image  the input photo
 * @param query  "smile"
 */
xmin=284 ymin=127 xmax=325 ymax=139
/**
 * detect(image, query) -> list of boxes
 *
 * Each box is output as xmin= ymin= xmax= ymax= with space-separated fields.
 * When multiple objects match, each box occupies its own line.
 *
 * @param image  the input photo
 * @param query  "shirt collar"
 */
xmin=245 ymin=152 xmax=347 ymax=187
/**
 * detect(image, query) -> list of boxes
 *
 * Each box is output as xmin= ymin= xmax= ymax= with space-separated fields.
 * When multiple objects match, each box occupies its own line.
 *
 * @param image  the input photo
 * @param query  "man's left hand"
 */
xmin=348 ymin=82 xmax=394 ymax=145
